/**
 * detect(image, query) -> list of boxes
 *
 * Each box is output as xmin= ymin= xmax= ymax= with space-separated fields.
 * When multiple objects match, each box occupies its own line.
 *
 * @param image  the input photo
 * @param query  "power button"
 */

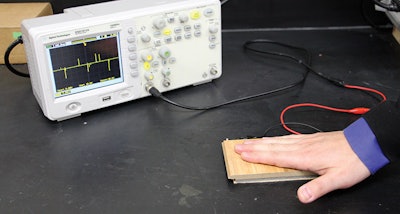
xmin=66 ymin=102 xmax=81 ymax=113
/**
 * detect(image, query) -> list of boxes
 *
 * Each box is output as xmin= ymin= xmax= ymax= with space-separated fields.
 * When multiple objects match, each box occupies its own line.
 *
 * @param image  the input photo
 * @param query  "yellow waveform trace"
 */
xmin=53 ymin=53 xmax=119 ymax=79
xmin=63 ymin=67 xmax=67 ymax=79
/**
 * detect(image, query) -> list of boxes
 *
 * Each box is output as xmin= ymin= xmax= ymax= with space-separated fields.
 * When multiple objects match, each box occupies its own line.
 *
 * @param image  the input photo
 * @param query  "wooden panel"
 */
xmin=393 ymin=28 xmax=400 ymax=44
xmin=222 ymin=139 xmax=316 ymax=183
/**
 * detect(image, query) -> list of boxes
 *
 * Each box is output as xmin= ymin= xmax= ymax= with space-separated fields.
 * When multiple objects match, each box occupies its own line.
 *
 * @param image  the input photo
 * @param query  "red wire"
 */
xmin=344 ymin=84 xmax=387 ymax=102
xmin=280 ymin=85 xmax=386 ymax=135
xmin=280 ymin=103 xmax=369 ymax=135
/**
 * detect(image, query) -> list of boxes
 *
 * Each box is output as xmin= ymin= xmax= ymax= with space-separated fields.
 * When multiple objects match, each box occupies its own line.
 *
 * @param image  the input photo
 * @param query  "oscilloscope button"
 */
xmin=151 ymin=61 xmax=160 ymax=68
xmin=168 ymin=57 xmax=176 ymax=64
xmin=120 ymin=90 xmax=131 ymax=99
xmin=194 ymin=23 xmax=201 ymax=29
xmin=184 ymin=32 xmax=192 ymax=39
xmin=128 ymin=45 xmax=136 ymax=52
xmin=174 ymin=27 xmax=182 ymax=34
xmin=130 ymin=70 xmax=139 ymax=77
xmin=127 ymin=36 xmax=136 ymax=43
xmin=167 ymin=17 xmax=175 ymax=23
xmin=194 ymin=30 xmax=201 ymax=37
xmin=129 ymin=53 xmax=137 ymax=60
xmin=209 ymin=43 xmax=216 ymax=49
xmin=130 ymin=62 xmax=138 ymax=69
xmin=154 ymin=39 xmax=162 ymax=47
xmin=209 ymin=35 xmax=217 ymax=42
xmin=153 ymin=31 xmax=162 ymax=37
xmin=203 ymin=8 xmax=214 ymax=17
xmin=164 ymin=36 xmax=172 ymax=43
xmin=66 ymin=102 xmax=81 ymax=113
xmin=184 ymin=25 xmax=191 ymax=31
xmin=175 ymin=35 xmax=183 ymax=41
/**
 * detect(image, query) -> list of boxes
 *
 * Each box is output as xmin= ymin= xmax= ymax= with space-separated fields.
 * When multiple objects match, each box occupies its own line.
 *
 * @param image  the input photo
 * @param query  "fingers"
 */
xmin=236 ymin=146 xmax=307 ymax=170
xmin=235 ymin=142 xmax=295 ymax=153
xmin=234 ymin=135 xmax=317 ymax=170
xmin=297 ymin=174 xmax=337 ymax=203
xmin=237 ymin=135 xmax=309 ymax=153
xmin=245 ymin=134 xmax=312 ymax=145
xmin=297 ymin=166 xmax=370 ymax=203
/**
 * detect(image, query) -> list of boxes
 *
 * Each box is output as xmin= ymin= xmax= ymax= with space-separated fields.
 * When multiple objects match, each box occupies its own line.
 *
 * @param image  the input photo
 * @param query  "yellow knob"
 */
xmin=141 ymin=52 xmax=153 ymax=62
xmin=163 ymin=28 xmax=172 ymax=36
xmin=143 ymin=62 xmax=151 ymax=70
xmin=190 ymin=10 xmax=201 ymax=20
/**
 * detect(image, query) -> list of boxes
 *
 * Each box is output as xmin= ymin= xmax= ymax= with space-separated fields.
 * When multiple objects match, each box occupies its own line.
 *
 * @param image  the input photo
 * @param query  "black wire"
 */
xmin=262 ymin=122 xmax=323 ymax=137
xmin=243 ymin=39 xmax=345 ymax=87
xmin=149 ymin=80 xmax=303 ymax=110
xmin=243 ymin=39 xmax=312 ymax=66
xmin=4 ymin=36 xmax=30 ymax=78
xmin=149 ymin=39 xmax=313 ymax=110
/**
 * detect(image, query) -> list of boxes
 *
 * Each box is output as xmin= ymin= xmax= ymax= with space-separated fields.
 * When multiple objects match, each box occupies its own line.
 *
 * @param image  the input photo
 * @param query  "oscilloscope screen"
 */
xmin=46 ymin=33 xmax=123 ymax=98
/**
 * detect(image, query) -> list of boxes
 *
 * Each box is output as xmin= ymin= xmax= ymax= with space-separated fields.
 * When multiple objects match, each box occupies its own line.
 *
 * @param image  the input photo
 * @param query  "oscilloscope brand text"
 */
xmin=48 ymin=34 xmax=71 ymax=40
xmin=75 ymin=29 xmax=90 ymax=35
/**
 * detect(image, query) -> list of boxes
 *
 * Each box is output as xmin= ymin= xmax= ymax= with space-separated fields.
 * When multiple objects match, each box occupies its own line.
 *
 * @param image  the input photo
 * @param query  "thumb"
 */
xmin=297 ymin=174 xmax=340 ymax=203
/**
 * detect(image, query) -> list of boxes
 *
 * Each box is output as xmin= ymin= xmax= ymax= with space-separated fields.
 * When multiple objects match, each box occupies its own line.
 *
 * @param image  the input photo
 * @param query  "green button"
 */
xmin=13 ymin=32 xmax=22 ymax=39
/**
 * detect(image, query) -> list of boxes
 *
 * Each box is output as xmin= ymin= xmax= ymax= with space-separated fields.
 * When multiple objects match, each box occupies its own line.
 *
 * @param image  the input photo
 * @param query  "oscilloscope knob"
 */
xmin=209 ymin=25 xmax=219 ymax=34
xmin=140 ymin=33 xmax=151 ymax=43
xmin=158 ymin=47 xmax=171 ymax=59
xmin=161 ymin=67 xmax=171 ymax=77
xmin=179 ymin=14 xmax=189 ymax=23
xmin=163 ymin=78 xmax=171 ymax=87
xmin=153 ymin=18 xmax=166 ymax=30
xmin=141 ymin=51 xmax=154 ymax=62
xmin=209 ymin=66 xmax=218 ymax=75
xmin=144 ymin=72 xmax=154 ymax=81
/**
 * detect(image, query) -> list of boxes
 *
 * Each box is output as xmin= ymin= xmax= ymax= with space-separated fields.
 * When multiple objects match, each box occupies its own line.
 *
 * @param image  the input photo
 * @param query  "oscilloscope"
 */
xmin=21 ymin=0 xmax=222 ymax=121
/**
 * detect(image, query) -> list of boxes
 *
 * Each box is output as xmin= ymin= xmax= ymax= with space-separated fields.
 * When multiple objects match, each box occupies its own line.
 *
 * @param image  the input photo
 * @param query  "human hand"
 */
xmin=234 ymin=131 xmax=371 ymax=203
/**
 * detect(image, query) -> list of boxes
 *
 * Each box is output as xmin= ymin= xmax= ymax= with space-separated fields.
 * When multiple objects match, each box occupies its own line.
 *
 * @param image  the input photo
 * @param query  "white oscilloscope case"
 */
xmin=21 ymin=0 xmax=222 ymax=121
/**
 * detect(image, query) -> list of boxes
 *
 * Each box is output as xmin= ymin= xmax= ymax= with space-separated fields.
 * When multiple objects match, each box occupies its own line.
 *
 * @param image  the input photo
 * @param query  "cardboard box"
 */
xmin=0 ymin=3 xmax=53 ymax=64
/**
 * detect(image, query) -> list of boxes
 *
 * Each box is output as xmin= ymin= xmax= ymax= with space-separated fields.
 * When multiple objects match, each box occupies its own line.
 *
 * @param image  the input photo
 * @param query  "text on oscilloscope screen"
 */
xmin=46 ymin=33 xmax=124 ymax=98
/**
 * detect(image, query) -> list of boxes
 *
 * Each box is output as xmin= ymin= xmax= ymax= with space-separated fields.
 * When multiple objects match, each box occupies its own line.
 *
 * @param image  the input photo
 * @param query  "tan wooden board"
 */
xmin=222 ymin=139 xmax=316 ymax=183
xmin=393 ymin=27 xmax=400 ymax=45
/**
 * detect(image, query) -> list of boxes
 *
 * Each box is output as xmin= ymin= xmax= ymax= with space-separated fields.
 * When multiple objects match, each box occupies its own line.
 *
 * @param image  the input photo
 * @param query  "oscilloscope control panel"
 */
xmin=21 ymin=0 xmax=222 ymax=121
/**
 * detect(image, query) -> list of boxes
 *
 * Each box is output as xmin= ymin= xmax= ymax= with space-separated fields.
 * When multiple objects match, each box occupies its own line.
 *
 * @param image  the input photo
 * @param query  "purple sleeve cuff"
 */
xmin=343 ymin=117 xmax=389 ymax=174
